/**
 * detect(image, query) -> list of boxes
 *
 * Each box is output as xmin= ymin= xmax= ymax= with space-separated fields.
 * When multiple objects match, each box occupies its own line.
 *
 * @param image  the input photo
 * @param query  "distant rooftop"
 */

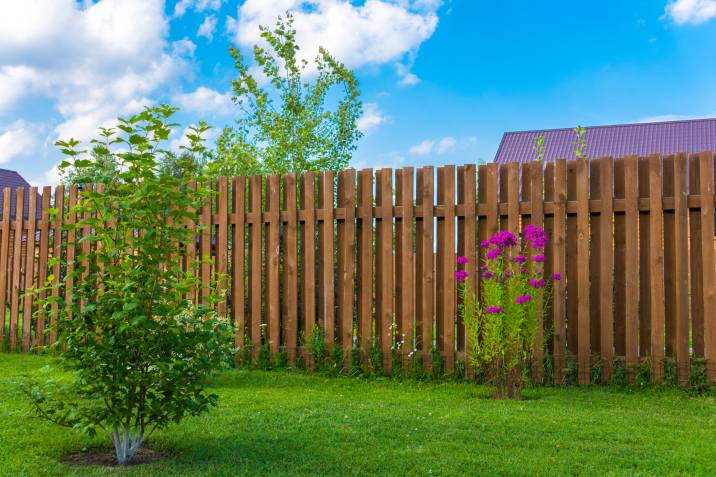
xmin=0 ymin=169 xmax=42 ymax=219
xmin=495 ymin=117 xmax=716 ymax=164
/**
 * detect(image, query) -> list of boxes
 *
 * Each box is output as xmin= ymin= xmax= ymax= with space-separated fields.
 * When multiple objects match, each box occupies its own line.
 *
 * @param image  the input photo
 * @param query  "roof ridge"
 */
xmin=504 ymin=117 xmax=716 ymax=135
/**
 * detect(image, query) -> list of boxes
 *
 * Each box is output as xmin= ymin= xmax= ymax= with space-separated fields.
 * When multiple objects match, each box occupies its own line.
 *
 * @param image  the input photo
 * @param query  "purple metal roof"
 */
xmin=0 ymin=169 xmax=42 ymax=219
xmin=495 ymin=118 xmax=716 ymax=164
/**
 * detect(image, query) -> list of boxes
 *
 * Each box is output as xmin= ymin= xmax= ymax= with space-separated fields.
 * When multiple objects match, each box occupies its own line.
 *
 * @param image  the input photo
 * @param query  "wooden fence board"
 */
xmin=566 ymin=161 xmax=578 ymax=356
xmin=49 ymin=186 xmax=64 ymax=345
xmin=9 ymin=188 xmax=25 ymax=350
xmin=318 ymin=171 xmax=335 ymax=351
xmin=396 ymin=167 xmax=415 ymax=368
xmin=232 ymin=177 xmax=246 ymax=351
xmin=0 ymin=188 xmax=11 ymax=347
xmin=283 ymin=174 xmax=298 ymax=363
xmin=599 ymin=157 xmax=614 ymax=381
xmin=416 ymin=167 xmax=434 ymax=371
xmin=22 ymin=187 xmax=38 ymax=351
xmin=356 ymin=169 xmax=372 ymax=364
xmin=698 ymin=152 xmax=716 ymax=382
xmin=552 ymin=161 xmax=567 ymax=384
xmin=301 ymin=173 xmax=317 ymax=365
xmin=613 ymin=159 xmax=627 ymax=357
xmin=248 ymin=176 xmax=262 ymax=358
xmin=376 ymin=169 xmax=393 ymax=374
xmin=689 ymin=155 xmax=705 ymax=358
xmin=662 ymin=157 xmax=676 ymax=358
xmin=649 ymin=155 xmax=666 ymax=382
xmin=200 ymin=181 xmax=211 ymax=305
xmin=457 ymin=164 xmax=476 ymax=375
xmin=638 ymin=158 xmax=651 ymax=358
xmin=672 ymin=154 xmax=690 ymax=383
xmin=337 ymin=169 xmax=356 ymax=366
xmin=624 ymin=156 xmax=640 ymax=382
xmin=266 ymin=174 xmax=280 ymax=355
xmin=216 ymin=177 xmax=229 ymax=315
xmin=576 ymin=158 xmax=591 ymax=384
xmin=589 ymin=161 xmax=602 ymax=356
xmin=437 ymin=166 xmax=456 ymax=374
xmin=528 ymin=162 xmax=545 ymax=381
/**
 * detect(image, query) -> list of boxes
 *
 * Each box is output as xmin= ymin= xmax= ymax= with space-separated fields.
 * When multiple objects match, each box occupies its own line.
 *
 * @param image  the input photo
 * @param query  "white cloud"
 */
xmin=409 ymin=139 xmax=435 ymax=156
xmin=357 ymin=102 xmax=389 ymax=133
xmin=436 ymin=136 xmax=456 ymax=154
xmin=409 ymin=136 xmax=459 ymax=156
xmin=396 ymin=63 xmax=421 ymax=87
xmin=174 ymin=0 xmax=223 ymax=18
xmin=175 ymin=86 xmax=234 ymax=115
xmin=231 ymin=0 xmax=440 ymax=75
xmin=197 ymin=15 xmax=218 ymax=41
xmin=664 ymin=0 xmax=716 ymax=24
xmin=0 ymin=120 xmax=42 ymax=164
xmin=0 ymin=0 xmax=193 ymax=142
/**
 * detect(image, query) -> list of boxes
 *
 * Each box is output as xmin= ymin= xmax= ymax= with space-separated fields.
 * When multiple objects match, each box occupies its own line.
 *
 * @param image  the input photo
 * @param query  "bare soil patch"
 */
xmin=60 ymin=446 xmax=173 ymax=467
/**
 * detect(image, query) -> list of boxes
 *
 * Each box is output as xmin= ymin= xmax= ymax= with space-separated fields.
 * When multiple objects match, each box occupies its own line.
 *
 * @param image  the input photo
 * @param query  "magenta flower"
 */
xmin=514 ymin=255 xmax=527 ymax=263
xmin=551 ymin=273 xmax=562 ymax=281
xmin=486 ymin=306 xmax=504 ymax=314
xmin=482 ymin=271 xmax=494 ymax=279
xmin=523 ymin=224 xmax=549 ymax=249
xmin=516 ymin=294 xmax=532 ymax=304
xmin=454 ymin=270 xmax=469 ymax=282
xmin=489 ymin=230 xmax=518 ymax=249
xmin=504 ymin=270 xmax=511 ymax=278
xmin=485 ymin=248 xmax=501 ymax=260
xmin=535 ymin=269 xmax=543 ymax=275
xmin=533 ymin=254 xmax=545 ymax=263
xmin=480 ymin=240 xmax=491 ymax=248
xmin=529 ymin=278 xmax=546 ymax=289
xmin=520 ymin=267 xmax=528 ymax=274
xmin=456 ymin=255 xmax=469 ymax=265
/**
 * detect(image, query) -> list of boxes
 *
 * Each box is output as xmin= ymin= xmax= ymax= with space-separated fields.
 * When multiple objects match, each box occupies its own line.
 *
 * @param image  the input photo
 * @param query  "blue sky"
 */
xmin=1 ymin=0 xmax=715 ymax=184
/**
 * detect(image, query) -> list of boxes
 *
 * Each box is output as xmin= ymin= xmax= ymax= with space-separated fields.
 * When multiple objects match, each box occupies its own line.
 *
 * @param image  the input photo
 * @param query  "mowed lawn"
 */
xmin=2 ymin=354 xmax=716 ymax=476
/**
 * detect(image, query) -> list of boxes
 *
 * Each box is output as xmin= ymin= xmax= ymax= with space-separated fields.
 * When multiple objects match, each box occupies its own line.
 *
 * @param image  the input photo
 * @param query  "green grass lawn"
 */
xmin=2 ymin=354 xmax=716 ymax=477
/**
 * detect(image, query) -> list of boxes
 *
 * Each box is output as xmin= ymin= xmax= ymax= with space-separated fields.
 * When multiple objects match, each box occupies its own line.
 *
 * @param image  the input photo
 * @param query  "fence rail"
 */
xmin=2 ymin=152 xmax=716 ymax=385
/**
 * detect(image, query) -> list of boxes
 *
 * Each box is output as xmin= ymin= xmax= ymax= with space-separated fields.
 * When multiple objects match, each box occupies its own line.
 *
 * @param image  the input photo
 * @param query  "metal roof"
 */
xmin=495 ymin=118 xmax=716 ymax=164
xmin=0 ymin=169 xmax=42 ymax=219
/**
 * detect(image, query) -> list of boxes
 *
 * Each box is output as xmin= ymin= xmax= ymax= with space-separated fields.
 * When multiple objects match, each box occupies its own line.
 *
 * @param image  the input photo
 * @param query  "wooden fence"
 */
xmin=1 ymin=152 xmax=716 ymax=385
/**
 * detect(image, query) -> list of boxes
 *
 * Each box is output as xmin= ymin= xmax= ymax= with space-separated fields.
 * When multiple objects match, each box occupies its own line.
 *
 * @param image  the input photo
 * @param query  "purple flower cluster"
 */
xmin=513 ymin=255 xmax=527 ymax=263
xmin=489 ymin=230 xmax=518 ymax=249
xmin=523 ymin=225 xmax=548 ymax=249
xmin=456 ymin=255 xmax=469 ymax=265
xmin=529 ymin=278 xmax=546 ymax=289
xmin=486 ymin=306 xmax=504 ymax=314
xmin=485 ymin=248 xmax=501 ymax=260
xmin=533 ymin=254 xmax=545 ymax=263
xmin=454 ymin=270 xmax=469 ymax=282
xmin=515 ymin=294 xmax=532 ymax=304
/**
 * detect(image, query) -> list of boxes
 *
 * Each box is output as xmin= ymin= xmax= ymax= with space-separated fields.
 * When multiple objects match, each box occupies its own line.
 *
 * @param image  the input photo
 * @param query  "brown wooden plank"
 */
xmin=396 ymin=167 xmax=415 ymax=370
xmin=185 ymin=182 xmax=197 ymax=303
xmin=649 ymin=155 xmax=666 ymax=382
xmin=599 ymin=157 xmax=615 ymax=381
xmin=576 ymin=158 xmax=591 ymax=384
xmin=415 ymin=166 xmax=434 ymax=371
xmin=507 ymin=162 xmax=520 ymax=236
xmin=9 ymin=188 xmax=25 ymax=351
xmin=231 ymin=177 xmax=246 ymax=352
xmin=457 ymin=164 xmax=476 ymax=376
xmin=552 ymin=160 xmax=567 ymax=384
xmin=248 ymin=175 xmax=262 ymax=358
xmin=375 ymin=168 xmax=393 ymax=374
xmin=437 ymin=165 xmax=456 ymax=374
xmin=265 ymin=174 xmax=281 ymax=355
xmin=530 ymin=161 xmax=545 ymax=382
xmin=542 ymin=162 xmax=555 ymax=374
xmin=565 ymin=161 xmax=578 ymax=356
xmin=22 ymin=187 xmax=38 ymax=351
xmin=613 ymin=159 xmax=626 ymax=357
xmin=216 ymin=177 xmax=229 ymax=315
xmin=199 ymin=181 xmax=212 ymax=306
xmin=638 ymin=158 xmax=651 ymax=358
xmin=336 ymin=169 xmax=356 ymax=367
xmin=282 ymin=173 xmax=299 ymax=363
xmin=589 ymin=161 xmax=602 ymax=355
xmin=689 ymin=155 xmax=705 ymax=358
xmin=662 ymin=157 xmax=677 ymax=358
xmin=0 ymin=188 xmax=11 ymax=347
xmin=300 ymin=173 xmax=317 ymax=365
xmin=698 ymin=152 xmax=716 ymax=382
xmin=624 ymin=156 xmax=640 ymax=382
xmin=672 ymin=154 xmax=690 ymax=384
xmin=318 ymin=171 xmax=335 ymax=350
xmin=49 ymin=186 xmax=64 ymax=345
xmin=356 ymin=169 xmax=372 ymax=364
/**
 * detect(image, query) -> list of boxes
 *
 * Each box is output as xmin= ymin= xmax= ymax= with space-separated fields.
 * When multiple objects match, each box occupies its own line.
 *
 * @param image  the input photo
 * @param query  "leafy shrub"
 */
xmin=25 ymin=106 xmax=234 ymax=465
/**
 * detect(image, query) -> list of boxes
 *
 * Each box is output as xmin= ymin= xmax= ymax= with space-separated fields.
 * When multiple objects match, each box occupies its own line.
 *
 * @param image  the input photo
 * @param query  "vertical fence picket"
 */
xmin=318 ymin=171 xmax=335 ymax=351
xmin=437 ymin=165 xmax=456 ymax=375
xmin=576 ymin=158 xmax=591 ymax=384
xmin=624 ymin=156 xmax=640 ymax=382
xmin=300 ymin=173 xmax=316 ymax=364
xmin=599 ymin=157 xmax=614 ymax=381
xmin=672 ymin=154 xmax=690 ymax=383
xmin=185 ymin=182 xmax=197 ymax=303
xmin=663 ymin=157 xmax=677 ymax=358
xmin=356 ymin=169 xmax=372 ymax=363
xmin=589 ymin=161 xmax=602 ymax=355
xmin=530 ymin=162 xmax=545 ymax=381
xmin=0 ymin=188 xmax=11 ymax=346
xmin=565 ymin=161 xmax=578 ymax=357
xmin=49 ymin=186 xmax=64 ymax=346
xmin=336 ymin=169 xmax=356 ymax=367
xmin=552 ymin=160 xmax=567 ymax=384
xmin=457 ymin=164 xmax=476 ymax=375
xmin=232 ymin=177 xmax=246 ymax=350
xmin=415 ymin=167 xmax=434 ymax=371
xmin=266 ymin=174 xmax=281 ymax=355
xmin=22 ymin=187 xmax=38 ymax=351
xmin=375 ymin=168 xmax=393 ymax=374
xmin=698 ymin=152 xmax=716 ymax=382
xmin=688 ymin=155 xmax=705 ymax=358
xmin=9 ymin=188 xmax=25 ymax=351
xmin=248 ymin=175 xmax=262 ymax=358
xmin=638 ymin=158 xmax=651 ymax=358
xmin=648 ymin=155 xmax=666 ymax=382
xmin=216 ymin=177 xmax=229 ymax=315
xmin=200 ymin=182 xmax=212 ymax=305
xmin=283 ymin=174 xmax=298 ymax=363
xmin=396 ymin=167 xmax=415 ymax=370
xmin=613 ymin=159 xmax=627 ymax=358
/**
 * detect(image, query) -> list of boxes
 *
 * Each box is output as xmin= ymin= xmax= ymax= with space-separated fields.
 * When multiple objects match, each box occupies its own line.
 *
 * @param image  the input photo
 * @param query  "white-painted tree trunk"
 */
xmin=112 ymin=425 xmax=145 ymax=465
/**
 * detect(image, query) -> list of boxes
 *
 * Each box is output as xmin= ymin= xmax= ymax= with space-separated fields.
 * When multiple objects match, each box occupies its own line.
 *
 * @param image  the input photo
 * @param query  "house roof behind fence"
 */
xmin=0 ymin=169 xmax=43 ymax=219
xmin=494 ymin=118 xmax=716 ymax=164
